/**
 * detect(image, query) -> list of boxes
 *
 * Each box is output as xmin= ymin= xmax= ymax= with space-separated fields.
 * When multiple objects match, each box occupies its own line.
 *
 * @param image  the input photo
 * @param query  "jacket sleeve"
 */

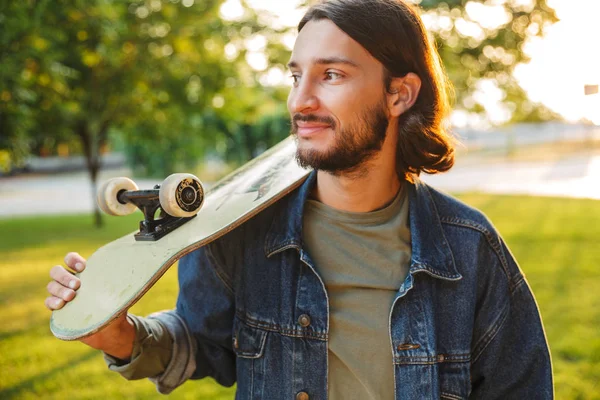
xmin=469 ymin=239 xmax=553 ymax=399
xmin=103 ymin=314 xmax=174 ymax=382
xmin=175 ymin=242 xmax=237 ymax=387
xmin=104 ymin=241 xmax=237 ymax=392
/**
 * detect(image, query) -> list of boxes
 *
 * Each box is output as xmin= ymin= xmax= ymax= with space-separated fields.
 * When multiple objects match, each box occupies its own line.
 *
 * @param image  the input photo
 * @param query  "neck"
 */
xmin=311 ymin=132 xmax=402 ymax=213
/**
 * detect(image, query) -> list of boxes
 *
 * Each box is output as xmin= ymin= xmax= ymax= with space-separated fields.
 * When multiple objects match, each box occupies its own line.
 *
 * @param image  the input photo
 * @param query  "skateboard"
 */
xmin=50 ymin=136 xmax=311 ymax=340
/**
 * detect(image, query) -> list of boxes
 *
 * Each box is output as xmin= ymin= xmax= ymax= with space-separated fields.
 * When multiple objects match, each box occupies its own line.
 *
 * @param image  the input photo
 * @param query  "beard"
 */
xmin=291 ymin=101 xmax=389 ymax=176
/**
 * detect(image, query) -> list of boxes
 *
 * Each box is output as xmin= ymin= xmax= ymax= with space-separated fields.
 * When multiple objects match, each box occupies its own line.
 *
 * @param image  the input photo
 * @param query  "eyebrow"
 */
xmin=287 ymin=57 xmax=360 ymax=69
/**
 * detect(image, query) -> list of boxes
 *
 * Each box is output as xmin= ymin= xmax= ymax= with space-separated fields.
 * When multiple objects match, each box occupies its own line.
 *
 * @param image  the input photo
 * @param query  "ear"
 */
xmin=386 ymin=73 xmax=421 ymax=118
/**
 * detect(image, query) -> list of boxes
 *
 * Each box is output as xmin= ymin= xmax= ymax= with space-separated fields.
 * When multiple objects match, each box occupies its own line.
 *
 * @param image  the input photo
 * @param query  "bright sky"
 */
xmin=514 ymin=0 xmax=600 ymax=125
xmin=220 ymin=0 xmax=600 ymax=126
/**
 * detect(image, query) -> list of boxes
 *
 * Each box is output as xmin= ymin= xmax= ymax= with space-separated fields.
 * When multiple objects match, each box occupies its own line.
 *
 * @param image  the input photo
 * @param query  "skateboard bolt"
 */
xmin=181 ymin=186 xmax=196 ymax=204
xmin=298 ymin=314 xmax=311 ymax=328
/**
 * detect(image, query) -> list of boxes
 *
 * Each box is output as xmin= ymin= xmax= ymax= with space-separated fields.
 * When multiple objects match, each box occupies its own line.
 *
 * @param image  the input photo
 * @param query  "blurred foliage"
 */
xmin=0 ymin=0 xmax=290 ymax=173
xmin=415 ymin=0 xmax=560 ymax=123
xmin=0 ymin=0 xmax=292 ymax=225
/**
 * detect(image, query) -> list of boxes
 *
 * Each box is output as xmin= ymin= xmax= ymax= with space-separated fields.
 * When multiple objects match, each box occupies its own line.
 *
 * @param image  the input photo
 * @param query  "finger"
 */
xmin=49 ymin=265 xmax=80 ymax=290
xmin=46 ymin=281 xmax=76 ymax=302
xmin=64 ymin=252 xmax=86 ymax=272
xmin=45 ymin=296 xmax=65 ymax=311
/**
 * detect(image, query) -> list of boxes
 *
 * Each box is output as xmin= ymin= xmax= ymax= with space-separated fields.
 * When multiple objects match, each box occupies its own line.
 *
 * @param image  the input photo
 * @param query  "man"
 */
xmin=45 ymin=0 xmax=553 ymax=398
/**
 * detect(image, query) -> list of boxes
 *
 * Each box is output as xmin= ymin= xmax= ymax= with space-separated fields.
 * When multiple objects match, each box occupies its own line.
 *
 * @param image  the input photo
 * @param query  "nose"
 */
xmin=288 ymin=80 xmax=319 ymax=114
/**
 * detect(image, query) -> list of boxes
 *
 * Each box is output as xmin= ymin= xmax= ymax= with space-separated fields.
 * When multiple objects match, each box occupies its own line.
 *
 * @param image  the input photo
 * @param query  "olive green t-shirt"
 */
xmin=302 ymin=186 xmax=411 ymax=400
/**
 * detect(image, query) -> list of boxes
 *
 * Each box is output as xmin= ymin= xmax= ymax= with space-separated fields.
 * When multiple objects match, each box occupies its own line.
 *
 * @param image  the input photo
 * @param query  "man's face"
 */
xmin=287 ymin=19 xmax=391 ymax=175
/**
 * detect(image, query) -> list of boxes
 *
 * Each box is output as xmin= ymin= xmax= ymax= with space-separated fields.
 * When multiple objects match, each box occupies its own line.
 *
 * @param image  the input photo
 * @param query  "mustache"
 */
xmin=292 ymin=114 xmax=336 ymax=128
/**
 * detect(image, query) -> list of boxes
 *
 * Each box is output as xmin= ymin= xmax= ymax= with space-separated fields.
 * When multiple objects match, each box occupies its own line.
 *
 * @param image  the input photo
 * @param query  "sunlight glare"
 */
xmin=245 ymin=0 xmax=305 ymax=28
xmin=515 ymin=0 xmax=600 ymax=125
xmin=465 ymin=2 xmax=512 ymax=30
xmin=220 ymin=0 xmax=245 ymax=21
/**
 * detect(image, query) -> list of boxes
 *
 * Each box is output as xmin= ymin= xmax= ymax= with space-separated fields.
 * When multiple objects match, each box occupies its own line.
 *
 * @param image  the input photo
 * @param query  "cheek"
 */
xmin=324 ymin=94 xmax=361 ymax=128
xmin=339 ymin=83 xmax=386 ymax=124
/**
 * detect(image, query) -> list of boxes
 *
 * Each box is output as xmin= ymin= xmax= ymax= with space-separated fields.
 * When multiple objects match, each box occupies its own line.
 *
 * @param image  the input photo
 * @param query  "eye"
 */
xmin=324 ymin=71 xmax=343 ymax=81
xmin=290 ymin=74 xmax=300 ymax=86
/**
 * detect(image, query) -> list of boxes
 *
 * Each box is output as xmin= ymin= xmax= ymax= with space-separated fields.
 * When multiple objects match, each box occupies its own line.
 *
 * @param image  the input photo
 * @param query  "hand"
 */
xmin=45 ymin=252 xmax=84 ymax=311
xmin=46 ymin=252 xmax=136 ymax=359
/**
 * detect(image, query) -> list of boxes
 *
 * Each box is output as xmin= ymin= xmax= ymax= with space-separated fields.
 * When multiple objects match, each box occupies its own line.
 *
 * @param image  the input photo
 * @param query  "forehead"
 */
xmin=290 ymin=19 xmax=381 ymax=71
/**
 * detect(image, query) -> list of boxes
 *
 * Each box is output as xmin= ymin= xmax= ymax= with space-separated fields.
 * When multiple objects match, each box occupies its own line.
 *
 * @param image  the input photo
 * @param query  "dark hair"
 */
xmin=299 ymin=0 xmax=455 ymax=181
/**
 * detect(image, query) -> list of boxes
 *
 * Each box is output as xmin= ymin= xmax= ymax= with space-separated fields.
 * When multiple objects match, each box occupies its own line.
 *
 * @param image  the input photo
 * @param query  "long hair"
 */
xmin=299 ymin=0 xmax=455 ymax=181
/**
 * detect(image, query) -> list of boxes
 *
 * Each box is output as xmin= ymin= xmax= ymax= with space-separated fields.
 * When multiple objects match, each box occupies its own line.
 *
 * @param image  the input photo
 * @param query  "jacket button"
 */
xmin=298 ymin=314 xmax=311 ymax=328
xmin=296 ymin=391 xmax=309 ymax=400
xmin=233 ymin=336 xmax=239 ymax=349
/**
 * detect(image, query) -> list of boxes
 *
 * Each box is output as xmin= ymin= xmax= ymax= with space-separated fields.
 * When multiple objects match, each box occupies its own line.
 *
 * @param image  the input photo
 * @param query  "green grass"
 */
xmin=0 ymin=194 xmax=599 ymax=399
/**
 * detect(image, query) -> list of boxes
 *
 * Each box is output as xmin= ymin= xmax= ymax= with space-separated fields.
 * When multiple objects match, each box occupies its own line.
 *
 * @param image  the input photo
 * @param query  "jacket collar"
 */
xmin=407 ymin=178 xmax=461 ymax=280
xmin=264 ymin=171 xmax=461 ymax=281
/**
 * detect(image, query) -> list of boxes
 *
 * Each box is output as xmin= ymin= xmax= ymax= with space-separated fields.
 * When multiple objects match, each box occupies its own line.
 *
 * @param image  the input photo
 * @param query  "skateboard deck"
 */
xmin=50 ymin=137 xmax=310 ymax=340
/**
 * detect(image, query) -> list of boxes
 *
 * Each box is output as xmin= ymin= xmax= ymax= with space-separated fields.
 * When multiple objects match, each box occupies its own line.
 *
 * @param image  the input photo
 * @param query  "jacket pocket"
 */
xmin=233 ymin=319 xmax=268 ymax=358
xmin=395 ymin=354 xmax=471 ymax=399
xmin=232 ymin=318 xmax=268 ymax=400
xmin=438 ymin=356 xmax=471 ymax=400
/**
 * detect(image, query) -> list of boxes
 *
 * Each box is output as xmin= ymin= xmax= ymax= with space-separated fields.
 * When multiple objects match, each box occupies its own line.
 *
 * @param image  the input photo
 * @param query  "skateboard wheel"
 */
xmin=97 ymin=177 xmax=139 ymax=216
xmin=159 ymin=173 xmax=204 ymax=217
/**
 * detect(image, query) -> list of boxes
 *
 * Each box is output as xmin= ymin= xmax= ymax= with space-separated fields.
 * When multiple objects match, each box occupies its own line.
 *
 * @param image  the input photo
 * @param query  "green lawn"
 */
xmin=0 ymin=193 xmax=599 ymax=399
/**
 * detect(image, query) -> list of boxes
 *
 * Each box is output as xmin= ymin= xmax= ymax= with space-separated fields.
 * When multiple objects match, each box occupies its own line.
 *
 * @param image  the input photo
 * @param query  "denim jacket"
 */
xmin=151 ymin=171 xmax=553 ymax=399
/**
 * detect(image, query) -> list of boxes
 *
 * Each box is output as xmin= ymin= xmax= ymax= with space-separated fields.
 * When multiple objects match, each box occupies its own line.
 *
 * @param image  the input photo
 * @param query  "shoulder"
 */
xmin=417 ymin=180 xmax=523 ymax=284
xmin=418 ymin=181 xmax=496 ymax=234
xmin=203 ymin=189 xmax=294 ymax=271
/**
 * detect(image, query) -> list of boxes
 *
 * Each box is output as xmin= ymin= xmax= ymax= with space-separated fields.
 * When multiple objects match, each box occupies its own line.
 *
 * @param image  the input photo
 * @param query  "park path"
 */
xmin=422 ymin=151 xmax=600 ymax=200
xmin=0 ymin=169 xmax=156 ymax=218
xmin=0 ymin=151 xmax=599 ymax=218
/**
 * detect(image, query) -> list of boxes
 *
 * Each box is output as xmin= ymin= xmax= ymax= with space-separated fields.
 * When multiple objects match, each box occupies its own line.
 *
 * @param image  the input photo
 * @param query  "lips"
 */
xmin=294 ymin=119 xmax=332 ymax=138
xmin=296 ymin=123 xmax=330 ymax=137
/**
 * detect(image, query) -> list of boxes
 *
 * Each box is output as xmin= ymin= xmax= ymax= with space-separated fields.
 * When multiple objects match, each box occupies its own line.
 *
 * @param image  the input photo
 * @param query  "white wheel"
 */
xmin=97 ymin=177 xmax=139 ymax=216
xmin=159 ymin=173 xmax=204 ymax=217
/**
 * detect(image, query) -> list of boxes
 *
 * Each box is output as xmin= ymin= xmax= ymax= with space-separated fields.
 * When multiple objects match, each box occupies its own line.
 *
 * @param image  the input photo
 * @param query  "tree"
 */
xmin=0 ymin=0 xmax=62 ymax=172
xmin=1 ymin=0 xmax=289 ymax=225
xmin=415 ymin=0 xmax=559 ymax=125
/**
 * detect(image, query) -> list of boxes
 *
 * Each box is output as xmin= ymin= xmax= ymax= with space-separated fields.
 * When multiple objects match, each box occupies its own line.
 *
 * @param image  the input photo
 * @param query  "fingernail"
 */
xmin=54 ymin=299 xmax=62 ymax=307
xmin=69 ymin=280 xmax=77 ymax=289
xmin=75 ymin=262 xmax=83 ymax=271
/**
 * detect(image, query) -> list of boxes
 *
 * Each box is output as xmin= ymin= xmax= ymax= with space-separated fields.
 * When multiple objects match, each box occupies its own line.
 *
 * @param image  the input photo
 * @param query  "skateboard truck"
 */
xmin=117 ymin=186 xmax=196 ymax=241
xmin=97 ymin=174 xmax=205 ymax=241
